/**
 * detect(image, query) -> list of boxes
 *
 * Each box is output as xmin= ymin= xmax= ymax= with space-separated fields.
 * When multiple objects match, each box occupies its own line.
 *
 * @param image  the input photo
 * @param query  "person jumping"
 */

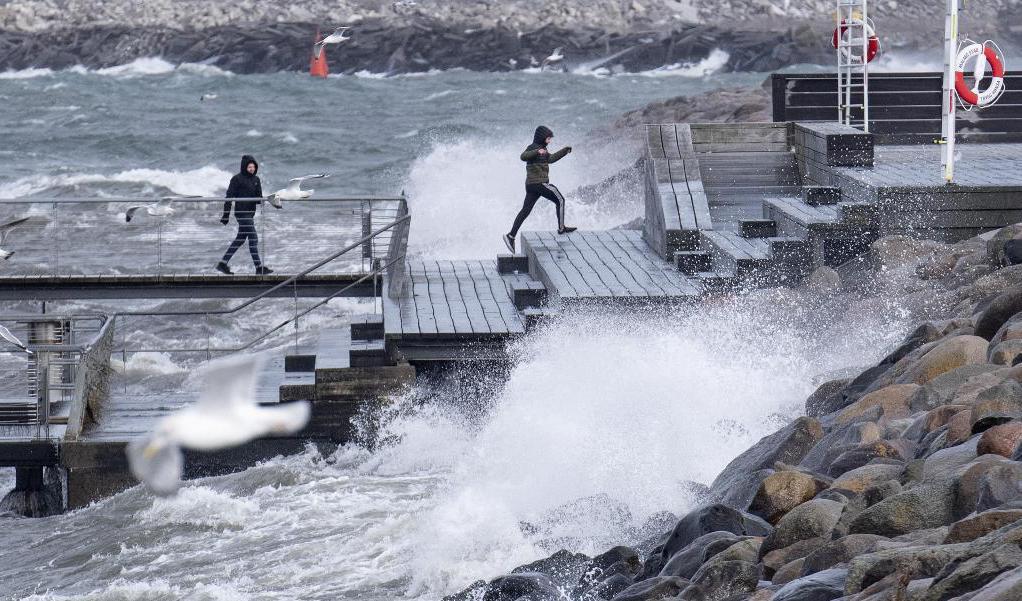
xmin=216 ymin=155 xmax=273 ymax=275
xmin=504 ymin=126 xmax=576 ymax=253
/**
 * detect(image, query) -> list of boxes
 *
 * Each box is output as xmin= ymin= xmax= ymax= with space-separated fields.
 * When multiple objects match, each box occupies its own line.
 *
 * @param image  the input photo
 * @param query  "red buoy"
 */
xmin=310 ymin=29 xmax=329 ymax=78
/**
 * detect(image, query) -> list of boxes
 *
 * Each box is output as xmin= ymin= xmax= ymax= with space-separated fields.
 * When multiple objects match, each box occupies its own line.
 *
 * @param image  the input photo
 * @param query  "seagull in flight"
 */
xmin=0 ymin=324 xmax=30 ymax=354
xmin=268 ymin=174 xmax=330 ymax=207
xmin=125 ymin=196 xmax=200 ymax=223
xmin=0 ymin=216 xmax=29 ymax=261
xmin=200 ymin=93 xmax=218 ymax=102
xmin=542 ymin=47 xmax=564 ymax=69
xmin=314 ymin=27 xmax=352 ymax=59
xmin=126 ymin=353 xmax=311 ymax=496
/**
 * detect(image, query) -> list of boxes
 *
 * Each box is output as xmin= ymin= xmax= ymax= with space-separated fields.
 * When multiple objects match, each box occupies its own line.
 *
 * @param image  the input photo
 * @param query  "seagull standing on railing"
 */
xmin=0 ymin=216 xmax=29 ymax=261
xmin=314 ymin=27 xmax=353 ymax=59
xmin=267 ymin=174 xmax=331 ymax=208
xmin=0 ymin=324 xmax=31 ymax=354
xmin=126 ymin=353 xmax=311 ymax=496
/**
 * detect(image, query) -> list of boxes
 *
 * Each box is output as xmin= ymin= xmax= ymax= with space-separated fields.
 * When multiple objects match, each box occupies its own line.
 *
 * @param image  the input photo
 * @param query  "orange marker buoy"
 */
xmin=310 ymin=29 xmax=329 ymax=78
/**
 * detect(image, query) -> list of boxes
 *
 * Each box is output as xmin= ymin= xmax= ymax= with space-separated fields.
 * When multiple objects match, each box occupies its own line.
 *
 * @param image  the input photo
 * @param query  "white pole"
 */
xmin=941 ymin=0 xmax=959 ymax=184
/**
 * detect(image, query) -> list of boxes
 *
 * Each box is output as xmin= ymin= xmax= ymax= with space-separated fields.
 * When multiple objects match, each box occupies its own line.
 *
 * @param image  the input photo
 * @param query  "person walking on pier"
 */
xmin=504 ymin=125 xmax=576 ymax=253
xmin=216 ymin=155 xmax=273 ymax=275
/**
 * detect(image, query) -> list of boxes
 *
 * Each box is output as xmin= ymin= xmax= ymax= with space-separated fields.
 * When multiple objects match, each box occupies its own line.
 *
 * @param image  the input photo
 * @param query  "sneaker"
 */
xmin=215 ymin=261 xmax=232 ymax=275
xmin=503 ymin=233 xmax=516 ymax=253
xmin=256 ymin=266 xmax=274 ymax=275
xmin=558 ymin=226 xmax=578 ymax=235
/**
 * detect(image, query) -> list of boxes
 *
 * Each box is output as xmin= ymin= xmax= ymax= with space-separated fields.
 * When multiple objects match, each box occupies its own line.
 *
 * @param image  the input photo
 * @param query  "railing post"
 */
xmin=293 ymin=280 xmax=300 ymax=353
xmin=36 ymin=364 xmax=49 ymax=438
xmin=157 ymin=219 xmax=163 ymax=278
xmin=361 ymin=200 xmax=372 ymax=268
xmin=52 ymin=202 xmax=60 ymax=276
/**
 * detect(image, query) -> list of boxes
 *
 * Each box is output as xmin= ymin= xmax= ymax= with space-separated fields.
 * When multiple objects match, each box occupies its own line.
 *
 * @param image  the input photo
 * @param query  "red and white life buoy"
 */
xmin=832 ymin=19 xmax=880 ymax=63
xmin=954 ymin=43 xmax=1005 ymax=107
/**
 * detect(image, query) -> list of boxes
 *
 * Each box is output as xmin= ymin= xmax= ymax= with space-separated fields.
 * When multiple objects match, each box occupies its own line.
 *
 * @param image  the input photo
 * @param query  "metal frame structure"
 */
xmin=836 ymin=0 xmax=871 ymax=132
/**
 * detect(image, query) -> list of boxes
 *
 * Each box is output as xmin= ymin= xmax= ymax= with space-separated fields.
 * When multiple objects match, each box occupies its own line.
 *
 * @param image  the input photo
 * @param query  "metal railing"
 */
xmin=0 ymin=196 xmax=404 ymax=277
xmin=0 ymin=314 xmax=113 ymax=439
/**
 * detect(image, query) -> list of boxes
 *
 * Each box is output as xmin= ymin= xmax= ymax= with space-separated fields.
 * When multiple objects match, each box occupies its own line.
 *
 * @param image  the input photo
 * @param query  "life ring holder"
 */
xmin=832 ymin=18 xmax=881 ymax=64
xmin=954 ymin=39 xmax=1006 ymax=109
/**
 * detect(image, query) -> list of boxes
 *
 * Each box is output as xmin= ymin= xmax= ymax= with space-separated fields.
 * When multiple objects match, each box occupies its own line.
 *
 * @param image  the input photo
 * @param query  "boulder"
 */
xmin=659 ymin=532 xmax=738 ymax=580
xmin=827 ymin=440 xmax=906 ymax=477
xmin=760 ymin=499 xmax=845 ymax=558
xmin=990 ymin=313 xmax=1022 ymax=347
xmin=846 ymin=543 xmax=972 ymax=594
xmin=971 ymin=381 xmax=1022 ymax=433
xmin=799 ymin=534 xmax=886 ymax=576
xmin=710 ymin=417 xmax=824 ymax=500
xmin=805 ymin=378 xmax=853 ymax=417
xmin=985 ymin=226 xmax=1022 ymax=267
xmin=975 ymin=289 xmax=1022 ymax=340
xmin=773 ymin=557 xmax=807 ymax=585
xmin=922 ymin=437 xmax=980 ymax=482
xmin=583 ymin=574 xmax=633 ymax=601
xmin=609 ymin=575 xmax=688 ymax=601
xmin=808 ymin=266 xmax=841 ymax=293
xmin=574 ymin=546 xmax=642 ymax=595
xmin=947 ymin=410 xmax=977 ymax=446
xmin=871 ymin=235 xmax=947 ymax=271
xmin=945 ymin=509 xmax=1022 ymax=544
xmin=908 ymin=364 xmax=1007 ymax=412
xmin=965 ymin=565 xmax=1022 ymax=600
xmin=690 ymin=560 xmax=760 ymax=599
xmin=835 ymin=384 xmax=918 ymax=426
xmin=896 ymin=336 xmax=990 ymax=386
xmin=923 ymin=542 xmax=1022 ymax=601
xmin=771 ymin=568 xmax=848 ymax=601
xmin=905 ymin=405 xmax=971 ymax=442
xmin=842 ymin=324 xmax=943 ymax=403
xmin=483 ymin=573 xmax=561 ymax=601
xmin=990 ymin=340 xmax=1022 ymax=366
xmin=763 ymin=538 xmax=830 ymax=577
xmin=661 ymin=504 xmax=772 ymax=560
xmin=978 ymin=422 xmax=1022 ymax=458
xmin=511 ymin=549 xmax=591 ymax=590
xmin=800 ymin=422 xmax=881 ymax=474
xmin=718 ymin=468 xmax=774 ymax=512
xmin=954 ymin=457 xmax=1021 ymax=518
xmin=849 ymin=482 xmax=956 ymax=536
xmin=750 ymin=471 xmax=828 ymax=524
xmin=976 ymin=462 xmax=1022 ymax=512
xmin=829 ymin=463 xmax=905 ymax=494
xmin=707 ymin=537 xmax=762 ymax=565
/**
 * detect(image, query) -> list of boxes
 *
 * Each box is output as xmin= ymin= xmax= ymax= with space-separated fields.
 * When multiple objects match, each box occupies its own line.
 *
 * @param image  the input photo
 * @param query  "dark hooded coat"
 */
xmin=222 ymin=155 xmax=262 ymax=220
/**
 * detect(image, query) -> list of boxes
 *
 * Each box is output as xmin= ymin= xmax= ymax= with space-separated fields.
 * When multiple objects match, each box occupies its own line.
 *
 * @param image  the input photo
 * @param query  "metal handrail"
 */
xmin=0 ymin=196 xmax=407 ymax=204
xmin=117 ymin=212 xmax=410 ymax=318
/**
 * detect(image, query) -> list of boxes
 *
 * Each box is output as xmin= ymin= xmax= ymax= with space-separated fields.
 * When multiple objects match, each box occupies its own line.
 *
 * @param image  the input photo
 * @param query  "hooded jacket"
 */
xmin=520 ymin=126 xmax=569 ymax=185
xmin=222 ymin=155 xmax=262 ymax=220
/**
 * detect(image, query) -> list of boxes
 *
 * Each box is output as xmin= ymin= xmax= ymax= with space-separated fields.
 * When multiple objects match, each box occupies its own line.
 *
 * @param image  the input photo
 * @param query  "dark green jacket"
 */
xmin=521 ymin=145 xmax=570 ymax=185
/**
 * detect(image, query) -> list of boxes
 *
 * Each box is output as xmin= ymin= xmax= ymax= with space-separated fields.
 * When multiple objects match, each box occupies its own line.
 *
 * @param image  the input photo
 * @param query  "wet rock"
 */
xmin=760 ymin=499 xmax=845 ymax=558
xmin=990 ymin=340 xmax=1022 ymax=366
xmin=829 ymin=463 xmax=905 ymax=494
xmin=954 ymin=457 xmax=1021 ymax=518
xmin=985 ymin=226 xmax=1022 ymax=267
xmin=971 ymin=381 xmax=1022 ymax=433
xmin=849 ymin=482 xmax=956 ymax=536
xmin=799 ymin=534 xmax=886 ymax=576
xmin=846 ymin=544 xmax=971 ymax=594
xmin=905 ymin=405 xmax=971 ymax=442
xmin=896 ymin=336 xmax=990 ymax=386
xmin=975 ymin=290 xmax=1022 ymax=340
xmin=771 ymin=568 xmax=848 ymax=601
xmin=583 ymin=574 xmax=634 ymax=601
xmin=808 ymin=266 xmax=841 ymax=293
xmin=964 ymin=565 xmax=1022 ymax=600
xmin=610 ymin=575 xmax=688 ymax=601
xmin=690 ymin=560 xmax=760 ymax=599
xmin=827 ymin=440 xmax=907 ymax=477
xmin=719 ymin=468 xmax=775 ymax=512
xmin=835 ymin=384 xmax=918 ymax=426
xmin=805 ymin=378 xmax=853 ymax=417
xmin=872 ymin=236 xmax=948 ymax=271
xmin=661 ymin=504 xmax=771 ymax=562
xmin=713 ymin=537 xmax=762 ymax=564
xmin=574 ymin=546 xmax=642 ymax=595
xmin=800 ymin=423 xmax=881 ymax=474
xmin=763 ymin=538 xmax=830 ymax=577
xmin=511 ymin=549 xmax=591 ymax=590
xmin=924 ymin=542 xmax=1022 ymax=600
xmin=945 ymin=509 xmax=1022 ymax=544
xmin=659 ymin=532 xmax=739 ymax=579
xmin=710 ymin=417 xmax=824 ymax=501
xmin=978 ymin=422 xmax=1022 ymax=458
xmin=750 ymin=471 xmax=828 ymax=524
xmin=483 ymin=572 xmax=561 ymax=601
xmin=773 ymin=557 xmax=807 ymax=585
xmin=908 ymin=364 xmax=1006 ymax=412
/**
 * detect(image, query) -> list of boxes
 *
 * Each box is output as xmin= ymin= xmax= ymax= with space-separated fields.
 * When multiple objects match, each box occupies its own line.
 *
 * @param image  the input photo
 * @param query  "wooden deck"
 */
xmin=522 ymin=230 xmax=700 ymax=303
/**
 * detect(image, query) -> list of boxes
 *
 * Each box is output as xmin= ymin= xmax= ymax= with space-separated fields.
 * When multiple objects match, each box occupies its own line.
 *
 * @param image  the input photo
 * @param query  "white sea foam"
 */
xmin=424 ymin=89 xmax=456 ymax=101
xmin=0 ymin=67 xmax=54 ymax=79
xmin=871 ymin=51 xmax=943 ymax=73
xmin=89 ymin=57 xmax=234 ymax=78
xmin=631 ymin=48 xmax=732 ymax=78
xmin=110 ymin=352 xmax=186 ymax=377
xmin=0 ymin=165 xmax=232 ymax=198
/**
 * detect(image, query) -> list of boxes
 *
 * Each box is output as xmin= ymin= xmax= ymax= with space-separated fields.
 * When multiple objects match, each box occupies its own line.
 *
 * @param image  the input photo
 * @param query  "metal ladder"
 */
xmin=836 ymin=0 xmax=871 ymax=132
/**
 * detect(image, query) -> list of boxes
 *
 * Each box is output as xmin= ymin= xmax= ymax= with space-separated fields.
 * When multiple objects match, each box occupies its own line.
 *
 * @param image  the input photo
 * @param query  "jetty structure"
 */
xmin=3 ymin=63 xmax=1022 ymax=512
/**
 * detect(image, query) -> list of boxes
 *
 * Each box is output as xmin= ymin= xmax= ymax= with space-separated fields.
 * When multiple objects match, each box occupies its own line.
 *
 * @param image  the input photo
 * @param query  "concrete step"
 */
xmin=284 ymin=354 xmax=316 ymax=372
xmin=674 ymin=250 xmax=712 ymax=275
xmin=522 ymin=307 xmax=558 ymax=331
xmin=739 ymin=219 xmax=778 ymax=239
xmin=763 ymin=197 xmax=840 ymax=239
xmin=700 ymin=231 xmax=772 ymax=278
xmin=694 ymin=271 xmax=738 ymax=294
xmin=801 ymin=186 xmax=841 ymax=206
xmin=497 ymin=254 xmax=529 ymax=275
xmin=350 ymin=313 xmax=384 ymax=341
xmin=279 ymin=371 xmax=316 ymax=402
xmin=510 ymin=280 xmax=547 ymax=310
xmin=349 ymin=339 xmax=389 ymax=368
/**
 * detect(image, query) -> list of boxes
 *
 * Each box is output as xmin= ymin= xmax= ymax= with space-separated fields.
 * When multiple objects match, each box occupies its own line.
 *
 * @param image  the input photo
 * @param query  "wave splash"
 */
xmin=0 ymin=165 xmax=232 ymax=198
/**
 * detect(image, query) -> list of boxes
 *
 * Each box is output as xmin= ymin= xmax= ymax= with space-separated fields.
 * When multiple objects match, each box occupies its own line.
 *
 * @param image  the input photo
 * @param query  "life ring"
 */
xmin=954 ymin=43 xmax=1005 ymax=107
xmin=832 ymin=19 xmax=880 ymax=63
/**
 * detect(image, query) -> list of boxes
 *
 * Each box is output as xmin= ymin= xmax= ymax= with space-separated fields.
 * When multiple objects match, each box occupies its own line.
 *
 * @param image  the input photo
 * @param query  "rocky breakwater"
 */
xmin=444 ymin=227 xmax=1022 ymax=600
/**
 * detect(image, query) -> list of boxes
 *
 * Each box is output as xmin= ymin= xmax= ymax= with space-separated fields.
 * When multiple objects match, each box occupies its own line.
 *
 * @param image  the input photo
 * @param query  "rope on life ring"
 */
xmin=954 ymin=42 xmax=1006 ymax=108
xmin=832 ymin=19 xmax=880 ymax=63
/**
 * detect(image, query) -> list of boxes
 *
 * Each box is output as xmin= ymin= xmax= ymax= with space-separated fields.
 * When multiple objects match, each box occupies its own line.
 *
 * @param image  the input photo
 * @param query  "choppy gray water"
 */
xmin=0 ymin=60 xmax=906 ymax=600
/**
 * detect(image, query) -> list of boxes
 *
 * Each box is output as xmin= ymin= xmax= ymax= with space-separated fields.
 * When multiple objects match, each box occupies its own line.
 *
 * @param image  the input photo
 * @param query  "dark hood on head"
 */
xmin=240 ymin=155 xmax=258 ymax=175
xmin=533 ymin=126 xmax=553 ymax=146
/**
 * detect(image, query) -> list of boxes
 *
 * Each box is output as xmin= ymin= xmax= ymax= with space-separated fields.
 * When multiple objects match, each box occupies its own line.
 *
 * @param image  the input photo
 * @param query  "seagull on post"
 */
xmin=126 ymin=353 xmax=311 ymax=496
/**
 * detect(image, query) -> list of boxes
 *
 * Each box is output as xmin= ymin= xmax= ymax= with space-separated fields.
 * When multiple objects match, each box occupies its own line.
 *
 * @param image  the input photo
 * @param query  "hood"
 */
xmin=533 ymin=126 xmax=553 ymax=146
xmin=239 ymin=155 xmax=258 ymax=175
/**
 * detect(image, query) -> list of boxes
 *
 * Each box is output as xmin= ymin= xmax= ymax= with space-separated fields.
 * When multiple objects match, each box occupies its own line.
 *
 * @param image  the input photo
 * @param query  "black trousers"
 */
xmin=510 ymin=182 xmax=566 ymax=236
xmin=221 ymin=215 xmax=262 ymax=267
